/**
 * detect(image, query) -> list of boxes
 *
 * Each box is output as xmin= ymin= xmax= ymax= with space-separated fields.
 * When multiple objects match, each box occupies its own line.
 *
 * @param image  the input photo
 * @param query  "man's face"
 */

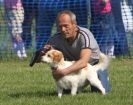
xmin=58 ymin=14 xmax=76 ymax=39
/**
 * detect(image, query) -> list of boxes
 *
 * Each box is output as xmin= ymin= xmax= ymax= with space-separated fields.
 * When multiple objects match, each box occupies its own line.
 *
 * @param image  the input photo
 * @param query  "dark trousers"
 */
xmin=22 ymin=0 xmax=39 ymax=49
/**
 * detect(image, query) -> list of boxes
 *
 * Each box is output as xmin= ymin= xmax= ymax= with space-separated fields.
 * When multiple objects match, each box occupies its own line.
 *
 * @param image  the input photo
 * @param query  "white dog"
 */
xmin=41 ymin=49 xmax=109 ymax=98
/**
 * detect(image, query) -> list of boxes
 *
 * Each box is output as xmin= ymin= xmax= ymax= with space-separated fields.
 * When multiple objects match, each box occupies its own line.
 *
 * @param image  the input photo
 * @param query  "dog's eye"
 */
xmin=47 ymin=54 xmax=51 ymax=57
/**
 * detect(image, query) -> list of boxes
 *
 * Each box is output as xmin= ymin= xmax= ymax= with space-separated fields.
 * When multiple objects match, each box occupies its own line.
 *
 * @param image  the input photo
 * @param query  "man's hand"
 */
xmin=44 ymin=44 xmax=52 ymax=50
xmin=52 ymin=68 xmax=66 ymax=80
xmin=102 ymin=0 xmax=109 ymax=3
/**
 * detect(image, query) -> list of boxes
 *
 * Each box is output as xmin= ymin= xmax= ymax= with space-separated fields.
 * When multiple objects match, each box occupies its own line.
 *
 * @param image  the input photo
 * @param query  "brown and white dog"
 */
xmin=41 ymin=49 xmax=109 ymax=98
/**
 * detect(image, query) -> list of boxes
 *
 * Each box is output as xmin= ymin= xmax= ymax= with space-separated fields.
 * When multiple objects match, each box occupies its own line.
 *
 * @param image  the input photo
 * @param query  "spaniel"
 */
xmin=41 ymin=49 xmax=109 ymax=98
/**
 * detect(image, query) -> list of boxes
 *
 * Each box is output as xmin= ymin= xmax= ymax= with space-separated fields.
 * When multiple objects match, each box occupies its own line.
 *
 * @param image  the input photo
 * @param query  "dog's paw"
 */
xmin=102 ymin=89 xmax=106 ymax=95
xmin=58 ymin=93 xmax=62 ymax=98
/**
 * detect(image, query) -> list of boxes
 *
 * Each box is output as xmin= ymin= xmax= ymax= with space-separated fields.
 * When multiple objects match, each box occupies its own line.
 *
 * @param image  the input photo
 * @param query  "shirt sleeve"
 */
xmin=80 ymin=30 xmax=96 ymax=49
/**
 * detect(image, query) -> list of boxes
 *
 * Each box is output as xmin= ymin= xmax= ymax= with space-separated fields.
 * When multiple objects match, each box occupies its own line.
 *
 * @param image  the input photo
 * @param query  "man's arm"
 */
xmin=52 ymin=48 xmax=92 ymax=79
xmin=102 ymin=0 xmax=110 ymax=3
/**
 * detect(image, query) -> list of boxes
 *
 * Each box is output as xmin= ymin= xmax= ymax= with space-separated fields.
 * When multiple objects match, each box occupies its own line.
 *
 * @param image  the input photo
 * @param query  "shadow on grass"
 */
xmin=8 ymin=87 xmax=94 ymax=98
xmin=8 ymin=90 xmax=57 ymax=98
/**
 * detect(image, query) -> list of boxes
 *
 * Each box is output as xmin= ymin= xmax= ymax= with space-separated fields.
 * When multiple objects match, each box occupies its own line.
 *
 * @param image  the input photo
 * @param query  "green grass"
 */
xmin=0 ymin=58 xmax=133 ymax=105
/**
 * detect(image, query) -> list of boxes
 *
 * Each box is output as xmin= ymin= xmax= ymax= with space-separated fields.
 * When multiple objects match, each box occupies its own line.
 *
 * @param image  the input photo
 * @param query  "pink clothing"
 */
xmin=94 ymin=0 xmax=111 ymax=14
xmin=4 ymin=0 xmax=23 ymax=9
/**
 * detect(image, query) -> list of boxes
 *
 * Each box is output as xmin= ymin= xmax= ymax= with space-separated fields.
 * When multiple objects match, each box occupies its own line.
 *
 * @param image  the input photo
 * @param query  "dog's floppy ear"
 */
xmin=29 ymin=49 xmax=42 ymax=67
xmin=52 ymin=50 xmax=63 ymax=63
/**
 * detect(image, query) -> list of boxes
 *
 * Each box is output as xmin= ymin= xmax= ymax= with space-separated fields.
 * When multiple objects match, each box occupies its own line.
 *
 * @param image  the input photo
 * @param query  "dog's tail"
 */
xmin=94 ymin=52 xmax=110 ymax=71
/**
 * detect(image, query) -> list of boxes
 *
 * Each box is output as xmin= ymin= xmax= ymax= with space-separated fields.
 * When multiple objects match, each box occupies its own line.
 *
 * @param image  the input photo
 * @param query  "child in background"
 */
xmin=4 ymin=0 xmax=27 ymax=59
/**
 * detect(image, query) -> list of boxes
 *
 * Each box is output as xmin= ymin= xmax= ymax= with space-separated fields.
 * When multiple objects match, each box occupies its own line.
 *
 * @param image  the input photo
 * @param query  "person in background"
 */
xmin=45 ymin=10 xmax=111 ymax=93
xmin=90 ymin=0 xmax=117 ymax=58
xmin=127 ymin=0 xmax=133 ymax=44
xmin=22 ymin=0 xmax=39 ymax=49
xmin=36 ymin=0 xmax=90 ymax=50
xmin=4 ymin=0 xmax=27 ymax=59
xmin=111 ymin=0 xmax=130 ymax=56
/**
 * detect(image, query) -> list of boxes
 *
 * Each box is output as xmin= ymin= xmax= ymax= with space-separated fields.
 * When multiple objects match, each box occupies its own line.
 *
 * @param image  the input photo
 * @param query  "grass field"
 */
xmin=0 ymin=58 xmax=133 ymax=105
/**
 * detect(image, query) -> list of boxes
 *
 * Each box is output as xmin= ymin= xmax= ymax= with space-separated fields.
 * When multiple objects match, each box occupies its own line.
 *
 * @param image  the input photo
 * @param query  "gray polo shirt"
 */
xmin=47 ymin=26 xmax=100 ymax=64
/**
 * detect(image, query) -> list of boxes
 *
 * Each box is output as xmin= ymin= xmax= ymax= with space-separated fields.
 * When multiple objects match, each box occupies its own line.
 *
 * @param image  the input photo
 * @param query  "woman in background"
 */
xmin=4 ymin=0 xmax=27 ymax=59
